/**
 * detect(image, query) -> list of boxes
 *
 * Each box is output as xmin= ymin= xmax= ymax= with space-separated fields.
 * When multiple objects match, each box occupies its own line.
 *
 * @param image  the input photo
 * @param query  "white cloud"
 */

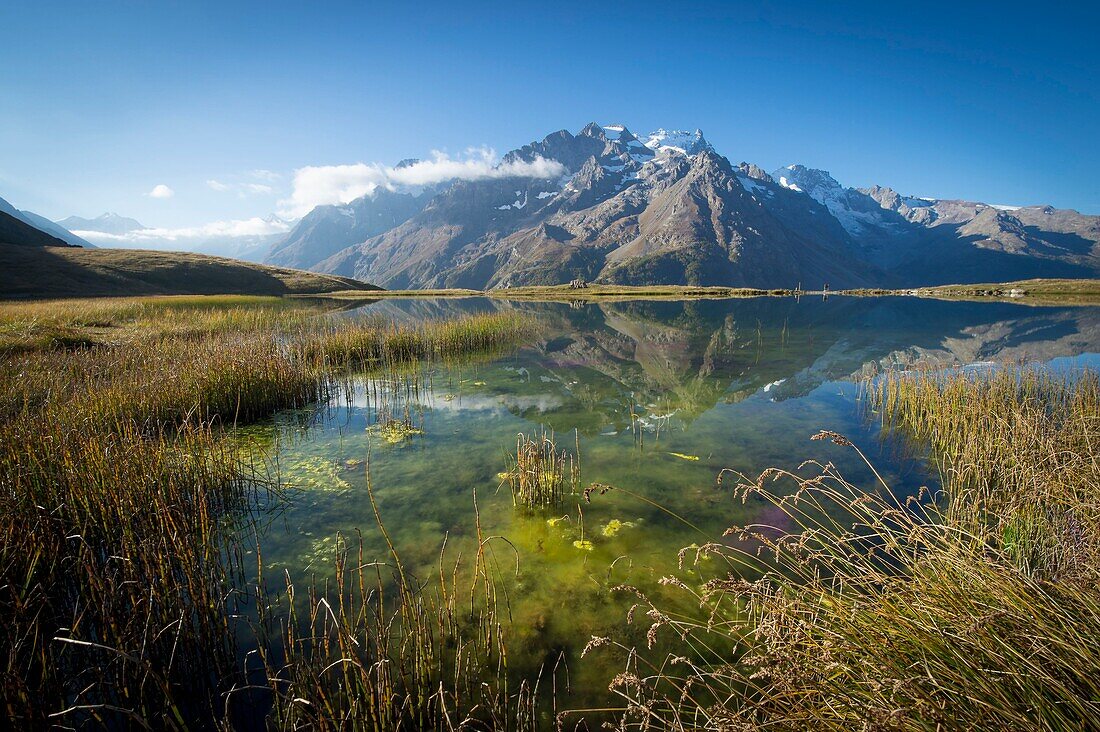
xmin=279 ymin=147 xmax=566 ymax=217
xmin=207 ymin=179 xmax=275 ymax=197
xmin=72 ymin=216 xmax=291 ymax=245
xmin=250 ymin=169 xmax=281 ymax=182
xmin=147 ymin=184 xmax=175 ymax=199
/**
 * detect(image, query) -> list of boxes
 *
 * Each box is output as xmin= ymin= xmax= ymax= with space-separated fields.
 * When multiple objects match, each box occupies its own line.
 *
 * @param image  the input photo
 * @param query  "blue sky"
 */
xmin=0 ymin=0 xmax=1097 ymax=232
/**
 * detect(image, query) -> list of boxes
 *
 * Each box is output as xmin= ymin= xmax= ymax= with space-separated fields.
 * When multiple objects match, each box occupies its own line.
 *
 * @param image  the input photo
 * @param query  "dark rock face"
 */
xmin=304 ymin=122 xmax=1100 ymax=288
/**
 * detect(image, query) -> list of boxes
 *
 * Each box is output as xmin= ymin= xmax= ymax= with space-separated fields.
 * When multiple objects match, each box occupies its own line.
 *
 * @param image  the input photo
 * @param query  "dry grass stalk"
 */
xmin=594 ymin=366 xmax=1100 ymax=731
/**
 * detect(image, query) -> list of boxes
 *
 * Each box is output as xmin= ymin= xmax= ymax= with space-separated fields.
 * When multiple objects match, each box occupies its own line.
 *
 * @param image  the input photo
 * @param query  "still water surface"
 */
xmin=238 ymin=295 xmax=1100 ymax=709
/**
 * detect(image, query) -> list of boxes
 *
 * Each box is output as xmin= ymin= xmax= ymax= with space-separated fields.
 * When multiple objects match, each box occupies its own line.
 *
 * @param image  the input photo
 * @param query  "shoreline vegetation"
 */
xmin=318 ymin=277 xmax=1100 ymax=304
xmin=0 ymin=297 xmax=534 ymax=728
xmin=1 ymin=294 xmax=1097 ymax=729
xmin=591 ymin=366 xmax=1100 ymax=730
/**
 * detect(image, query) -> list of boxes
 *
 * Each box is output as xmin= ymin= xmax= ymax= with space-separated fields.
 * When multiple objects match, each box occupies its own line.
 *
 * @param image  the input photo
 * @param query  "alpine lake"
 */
xmin=230 ymin=293 xmax=1100 ymax=719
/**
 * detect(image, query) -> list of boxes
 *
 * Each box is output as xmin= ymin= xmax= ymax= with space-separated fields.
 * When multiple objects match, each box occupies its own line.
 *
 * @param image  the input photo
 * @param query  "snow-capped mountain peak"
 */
xmin=600 ymin=124 xmax=627 ymax=141
xmin=579 ymin=122 xmax=638 ymax=143
xmin=643 ymin=128 xmax=711 ymax=155
xmin=773 ymin=165 xmax=844 ymax=199
xmin=773 ymin=164 xmax=903 ymax=238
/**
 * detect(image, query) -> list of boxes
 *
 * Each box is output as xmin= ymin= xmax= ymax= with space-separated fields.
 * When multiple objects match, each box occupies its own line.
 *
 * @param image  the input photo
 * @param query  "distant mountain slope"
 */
xmin=265 ymin=188 xmax=426 ymax=269
xmin=0 ymin=196 xmax=93 ymax=248
xmin=57 ymin=211 xmax=288 ymax=262
xmin=0 ymin=243 xmax=378 ymax=299
xmin=17 ymin=210 xmax=95 ymax=248
xmin=299 ymin=122 xmax=1100 ymax=289
xmin=57 ymin=212 xmax=144 ymax=235
xmin=319 ymin=123 xmax=881 ymax=289
xmin=0 ymin=209 xmax=74 ymax=249
xmin=772 ymin=165 xmax=1100 ymax=280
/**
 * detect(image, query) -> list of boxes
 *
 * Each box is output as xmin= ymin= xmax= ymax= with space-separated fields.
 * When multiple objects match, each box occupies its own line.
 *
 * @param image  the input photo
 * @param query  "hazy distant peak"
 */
xmin=57 ymin=212 xmax=145 ymax=235
xmin=0 ymin=194 xmax=94 ymax=247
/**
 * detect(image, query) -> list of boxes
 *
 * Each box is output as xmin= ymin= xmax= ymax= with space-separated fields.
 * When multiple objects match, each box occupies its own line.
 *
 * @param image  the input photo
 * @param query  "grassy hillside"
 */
xmin=0 ymin=244 xmax=379 ymax=299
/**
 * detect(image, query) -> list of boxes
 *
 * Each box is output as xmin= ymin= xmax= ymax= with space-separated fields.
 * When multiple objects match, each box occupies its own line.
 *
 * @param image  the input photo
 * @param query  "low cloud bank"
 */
xmin=72 ymin=216 xmax=291 ymax=246
xmin=279 ymin=147 xmax=564 ymax=217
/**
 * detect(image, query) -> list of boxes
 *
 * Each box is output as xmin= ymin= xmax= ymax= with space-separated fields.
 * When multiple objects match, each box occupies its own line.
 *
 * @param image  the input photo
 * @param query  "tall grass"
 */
xmin=0 ymin=297 xmax=533 ymax=728
xmin=0 ymin=421 xmax=255 ymax=728
xmin=592 ymin=366 xmax=1100 ymax=730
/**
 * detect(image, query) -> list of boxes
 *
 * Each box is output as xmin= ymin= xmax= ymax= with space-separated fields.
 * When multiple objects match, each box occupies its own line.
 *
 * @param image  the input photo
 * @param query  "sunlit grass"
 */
xmin=0 ymin=295 xmax=533 ymax=728
xmin=590 ymin=366 xmax=1100 ymax=730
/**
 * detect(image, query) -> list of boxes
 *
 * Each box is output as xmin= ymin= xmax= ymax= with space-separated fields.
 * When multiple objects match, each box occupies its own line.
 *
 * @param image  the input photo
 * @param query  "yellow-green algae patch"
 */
xmin=281 ymin=456 xmax=353 ymax=492
xmin=600 ymin=518 xmax=636 ymax=537
xmin=367 ymin=418 xmax=425 ymax=444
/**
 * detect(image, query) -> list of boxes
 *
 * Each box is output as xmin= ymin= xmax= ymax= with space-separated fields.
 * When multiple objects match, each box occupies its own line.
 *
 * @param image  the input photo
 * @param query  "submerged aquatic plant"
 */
xmin=502 ymin=428 xmax=581 ymax=510
xmin=601 ymin=518 xmax=636 ymax=537
xmin=367 ymin=417 xmax=425 ymax=444
xmin=255 ymin=475 xmax=558 ymax=731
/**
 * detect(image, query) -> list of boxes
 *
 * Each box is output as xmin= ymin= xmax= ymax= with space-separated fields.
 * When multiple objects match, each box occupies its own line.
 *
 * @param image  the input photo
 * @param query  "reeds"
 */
xmin=0 ymin=297 xmax=534 ymax=727
xmin=593 ymin=366 xmax=1100 ymax=730
xmin=503 ymin=428 xmax=580 ymax=510
xmin=254 ymin=478 xmax=551 ymax=730
xmin=306 ymin=312 xmax=532 ymax=371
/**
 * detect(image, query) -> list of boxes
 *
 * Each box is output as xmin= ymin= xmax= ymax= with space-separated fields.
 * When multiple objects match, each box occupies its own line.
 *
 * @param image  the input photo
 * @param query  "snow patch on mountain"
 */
xmin=643 ymin=129 xmax=710 ymax=155
xmin=496 ymin=191 xmax=529 ymax=210
xmin=774 ymin=164 xmax=906 ymax=238
xmin=600 ymin=124 xmax=625 ymax=140
xmin=737 ymin=174 xmax=773 ymax=199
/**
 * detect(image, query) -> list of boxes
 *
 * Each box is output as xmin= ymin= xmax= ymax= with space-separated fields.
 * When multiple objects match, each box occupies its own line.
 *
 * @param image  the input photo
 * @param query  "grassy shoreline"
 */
xmin=594 ymin=366 xmax=1100 ymax=730
xmin=842 ymin=277 xmax=1100 ymax=304
xmin=319 ymin=283 xmax=792 ymax=302
xmin=0 ymin=297 xmax=534 ymax=728
xmin=1 ymin=294 xmax=1097 ymax=729
xmin=0 ymin=245 xmax=382 ymax=300
xmin=318 ymin=278 xmax=1100 ymax=304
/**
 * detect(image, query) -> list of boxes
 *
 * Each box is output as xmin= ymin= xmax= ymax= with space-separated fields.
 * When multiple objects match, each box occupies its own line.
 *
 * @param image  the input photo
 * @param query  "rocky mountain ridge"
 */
xmin=260 ymin=121 xmax=1097 ymax=289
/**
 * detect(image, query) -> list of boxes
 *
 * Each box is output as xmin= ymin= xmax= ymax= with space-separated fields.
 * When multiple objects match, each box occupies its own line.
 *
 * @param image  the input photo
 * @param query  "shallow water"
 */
xmin=239 ymin=295 xmax=1100 ymax=715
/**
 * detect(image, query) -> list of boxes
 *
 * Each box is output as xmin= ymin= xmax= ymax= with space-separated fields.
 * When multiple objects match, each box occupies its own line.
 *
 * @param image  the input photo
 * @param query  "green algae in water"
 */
xmin=367 ymin=418 xmax=425 ymax=444
xmin=281 ymin=456 xmax=352 ymax=492
xmin=601 ymin=518 xmax=636 ymax=537
xmin=241 ymin=295 xmax=1097 ymax=715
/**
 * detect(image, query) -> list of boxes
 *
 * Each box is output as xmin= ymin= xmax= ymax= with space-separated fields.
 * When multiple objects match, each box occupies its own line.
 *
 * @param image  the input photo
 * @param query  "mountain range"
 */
xmin=6 ymin=121 xmax=1098 ymax=292
xmin=0 ymin=195 xmax=93 ymax=248
xmin=265 ymin=122 xmax=1100 ymax=289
